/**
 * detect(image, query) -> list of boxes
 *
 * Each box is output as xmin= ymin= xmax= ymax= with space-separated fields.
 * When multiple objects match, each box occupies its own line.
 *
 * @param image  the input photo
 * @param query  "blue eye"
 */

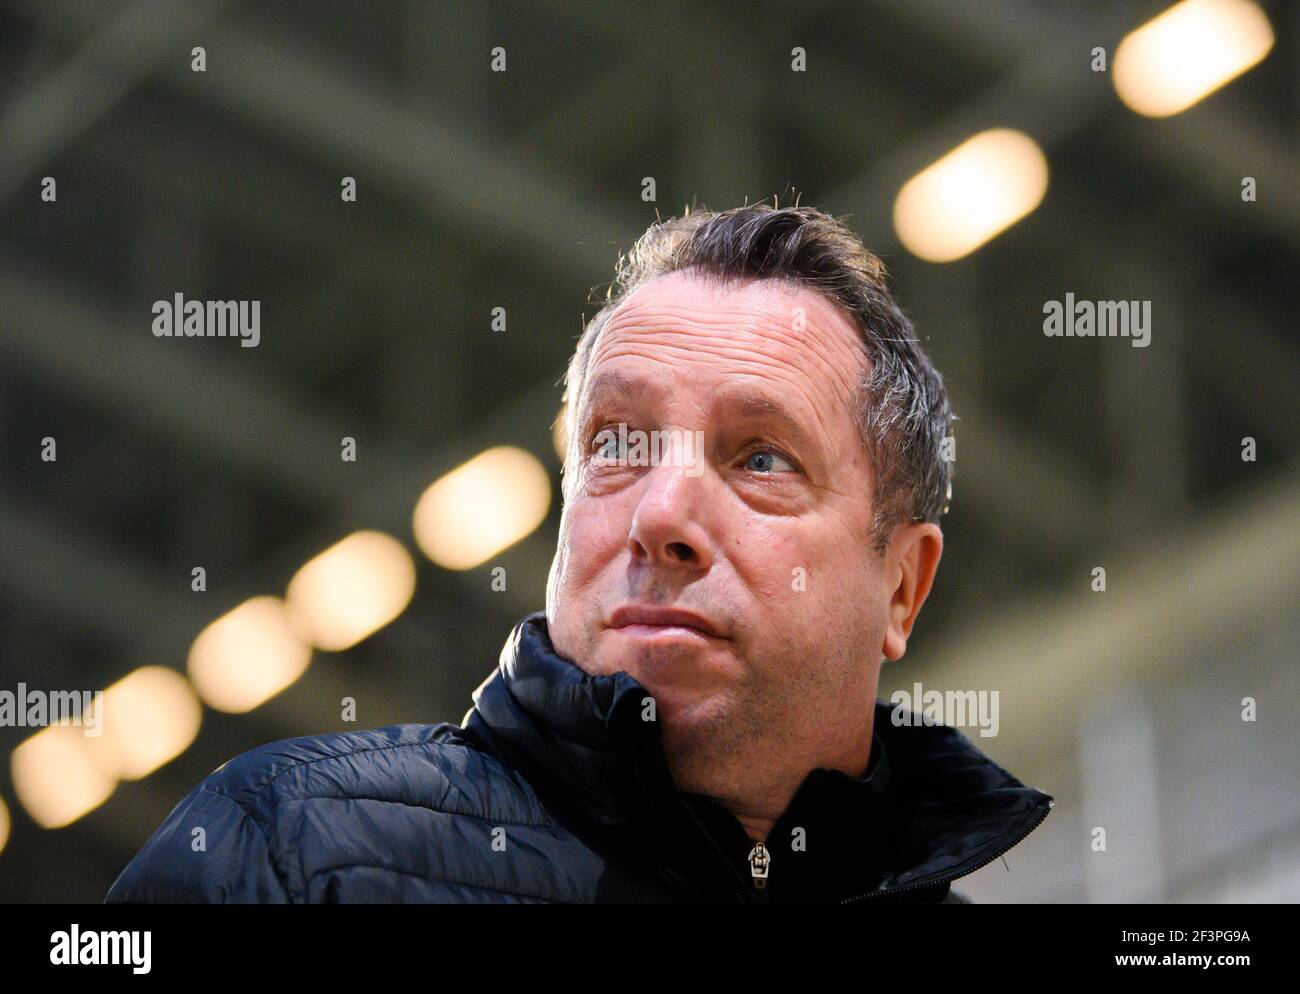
xmin=592 ymin=428 xmax=626 ymax=464
xmin=744 ymin=450 xmax=794 ymax=473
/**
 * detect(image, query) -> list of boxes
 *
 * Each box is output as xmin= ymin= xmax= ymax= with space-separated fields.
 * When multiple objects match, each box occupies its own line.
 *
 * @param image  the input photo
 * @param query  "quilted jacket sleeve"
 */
xmin=104 ymin=783 xmax=291 ymax=904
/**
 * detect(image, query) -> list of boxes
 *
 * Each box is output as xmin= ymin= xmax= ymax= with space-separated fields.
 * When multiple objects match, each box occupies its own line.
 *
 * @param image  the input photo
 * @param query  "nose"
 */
xmin=627 ymin=462 xmax=714 ymax=574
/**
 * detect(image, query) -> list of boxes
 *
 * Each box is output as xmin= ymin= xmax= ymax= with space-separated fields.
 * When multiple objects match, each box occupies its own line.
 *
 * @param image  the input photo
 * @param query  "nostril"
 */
xmin=666 ymin=542 xmax=694 ymax=562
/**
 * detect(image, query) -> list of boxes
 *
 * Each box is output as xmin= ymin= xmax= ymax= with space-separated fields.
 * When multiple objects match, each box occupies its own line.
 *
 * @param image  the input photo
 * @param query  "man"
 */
xmin=106 ymin=203 xmax=1052 ymax=904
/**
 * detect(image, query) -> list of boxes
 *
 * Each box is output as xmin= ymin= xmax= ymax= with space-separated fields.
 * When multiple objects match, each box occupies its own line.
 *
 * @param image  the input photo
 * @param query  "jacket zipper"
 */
xmin=633 ymin=749 xmax=761 ymax=904
xmin=747 ymin=841 xmax=770 ymax=889
xmin=682 ymin=806 xmax=761 ymax=904
xmin=838 ymin=797 xmax=1054 ymax=903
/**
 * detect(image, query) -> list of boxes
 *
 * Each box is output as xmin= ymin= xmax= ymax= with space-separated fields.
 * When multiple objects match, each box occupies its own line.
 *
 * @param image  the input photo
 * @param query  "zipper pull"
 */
xmin=747 ymin=841 xmax=770 ymax=889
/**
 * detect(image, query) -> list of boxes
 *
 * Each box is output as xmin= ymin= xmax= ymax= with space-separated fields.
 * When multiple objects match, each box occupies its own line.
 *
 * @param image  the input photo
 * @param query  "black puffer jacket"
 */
xmin=105 ymin=613 xmax=1053 ymax=903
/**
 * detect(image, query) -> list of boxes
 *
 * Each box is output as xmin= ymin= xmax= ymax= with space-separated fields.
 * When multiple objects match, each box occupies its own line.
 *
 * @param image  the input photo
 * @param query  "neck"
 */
xmin=726 ymin=709 xmax=876 ymax=843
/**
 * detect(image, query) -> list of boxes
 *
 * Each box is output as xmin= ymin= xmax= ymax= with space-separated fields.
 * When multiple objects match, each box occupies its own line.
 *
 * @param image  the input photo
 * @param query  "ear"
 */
xmin=881 ymin=522 xmax=943 ymax=661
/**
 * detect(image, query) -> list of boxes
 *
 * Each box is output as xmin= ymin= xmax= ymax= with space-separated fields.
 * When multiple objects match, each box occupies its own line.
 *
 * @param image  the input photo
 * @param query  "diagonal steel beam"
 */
xmin=0 ymin=0 xmax=235 ymax=204
xmin=0 ymin=255 xmax=369 ymax=507
xmin=9 ymin=0 xmax=644 ymax=286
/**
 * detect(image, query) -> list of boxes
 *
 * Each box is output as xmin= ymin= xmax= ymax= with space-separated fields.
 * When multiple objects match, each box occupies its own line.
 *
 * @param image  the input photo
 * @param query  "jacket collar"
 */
xmin=465 ymin=612 xmax=1053 ymax=899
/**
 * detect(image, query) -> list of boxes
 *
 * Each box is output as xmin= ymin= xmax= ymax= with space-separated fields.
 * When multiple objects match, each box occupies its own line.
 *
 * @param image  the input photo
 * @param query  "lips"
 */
xmin=608 ymin=605 xmax=726 ymax=639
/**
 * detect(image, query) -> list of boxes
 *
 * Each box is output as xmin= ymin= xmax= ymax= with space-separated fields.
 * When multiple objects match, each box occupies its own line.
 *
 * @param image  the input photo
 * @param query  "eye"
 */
xmin=591 ymin=427 xmax=625 ymax=464
xmin=743 ymin=449 xmax=795 ymax=474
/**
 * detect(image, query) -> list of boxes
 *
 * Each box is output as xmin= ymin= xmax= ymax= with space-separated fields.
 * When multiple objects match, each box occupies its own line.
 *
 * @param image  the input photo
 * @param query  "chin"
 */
xmin=660 ymin=710 xmax=735 ymax=796
xmin=654 ymin=686 xmax=737 ymax=752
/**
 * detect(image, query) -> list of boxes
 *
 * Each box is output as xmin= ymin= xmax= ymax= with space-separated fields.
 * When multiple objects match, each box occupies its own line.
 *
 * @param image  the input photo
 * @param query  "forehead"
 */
xmin=585 ymin=270 xmax=868 ymax=411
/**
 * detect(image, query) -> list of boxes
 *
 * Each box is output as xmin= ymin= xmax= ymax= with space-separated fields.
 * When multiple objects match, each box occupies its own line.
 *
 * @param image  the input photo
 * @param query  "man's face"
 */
xmin=545 ymin=270 xmax=898 ymax=798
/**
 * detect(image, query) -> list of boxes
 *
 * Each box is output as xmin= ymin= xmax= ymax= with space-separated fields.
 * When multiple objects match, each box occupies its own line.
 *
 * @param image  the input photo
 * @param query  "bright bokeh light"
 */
xmin=11 ymin=725 xmax=116 ymax=829
xmin=187 ymin=596 xmax=312 ymax=713
xmin=0 ymin=797 xmax=9 ymax=854
xmin=413 ymin=446 xmax=552 ymax=570
xmin=893 ymin=128 xmax=1048 ymax=263
xmin=1114 ymin=0 xmax=1274 ymax=118
xmin=286 ymin=530 xmax=417 ymax=651
xmin=84 ymin=666 xmax=202 ymax=781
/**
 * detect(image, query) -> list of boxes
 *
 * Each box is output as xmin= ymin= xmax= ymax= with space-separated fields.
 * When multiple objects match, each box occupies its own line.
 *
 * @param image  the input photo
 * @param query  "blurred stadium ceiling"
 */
xmin=0 ymin=0 xmax=1296 ymax=900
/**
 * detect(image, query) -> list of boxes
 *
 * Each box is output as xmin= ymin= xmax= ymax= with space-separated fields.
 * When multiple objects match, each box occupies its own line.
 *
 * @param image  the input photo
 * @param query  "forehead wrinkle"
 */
xmin=599 ymin=287 xmax=866 ymax=403
xmin=595 ymin=321 xmax=854 ymax=387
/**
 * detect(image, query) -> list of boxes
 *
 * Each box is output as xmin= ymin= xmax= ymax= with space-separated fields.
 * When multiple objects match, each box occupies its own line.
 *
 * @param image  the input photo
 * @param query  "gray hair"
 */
xmin=558 ymin=202 xmax=954 ymax=551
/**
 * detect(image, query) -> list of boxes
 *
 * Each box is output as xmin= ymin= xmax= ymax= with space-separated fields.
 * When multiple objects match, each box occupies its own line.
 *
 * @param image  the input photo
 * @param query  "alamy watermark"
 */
xmin=152 ymin=292 xmax=261 ymax=348
xmin=0 ymin=684 xmax=103 ymax=736
xmin=592 ymin=423 xmax=707 ymax=477
xmin=890 ymin=682 xmax=1000 ymax=738
xmin=1043 ymin=293 xmax=1151 ymax=348
xmin=50 ymin=925 xmax=150 ymax=974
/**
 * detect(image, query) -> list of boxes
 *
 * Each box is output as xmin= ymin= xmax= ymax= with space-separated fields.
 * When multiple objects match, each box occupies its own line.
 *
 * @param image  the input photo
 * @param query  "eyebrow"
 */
xmin=576 ymin=370 xmax=662 ymax=433
xmin=720 ymin=391 xmax=820 ymax=456
xmin=582 ymin=370 xmax=641 ymax=408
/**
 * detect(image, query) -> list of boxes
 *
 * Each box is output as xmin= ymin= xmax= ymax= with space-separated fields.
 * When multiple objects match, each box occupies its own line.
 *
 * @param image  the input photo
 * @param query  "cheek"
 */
xmin=549 ymin=502 xmax=623 ymax=659
xmin=554 ymin=497 xmax=626 ymax=593
xmin=726 ymin=517 xmax=813 ymax=604
xmin=731 ymin=517 xmax=876 ymax=624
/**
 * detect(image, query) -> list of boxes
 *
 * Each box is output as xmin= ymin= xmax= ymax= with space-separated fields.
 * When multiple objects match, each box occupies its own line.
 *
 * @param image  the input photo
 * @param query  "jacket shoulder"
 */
xmin=105 ymin=722 xmax=549 ymax=903
xmin=198 ymin=722 xmax=538 ymax=822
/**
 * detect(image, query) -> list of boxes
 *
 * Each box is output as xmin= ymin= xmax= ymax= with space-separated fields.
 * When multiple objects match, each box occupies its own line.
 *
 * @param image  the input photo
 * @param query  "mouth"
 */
xmin=608 ymin=605 xmax=726 ymax=641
